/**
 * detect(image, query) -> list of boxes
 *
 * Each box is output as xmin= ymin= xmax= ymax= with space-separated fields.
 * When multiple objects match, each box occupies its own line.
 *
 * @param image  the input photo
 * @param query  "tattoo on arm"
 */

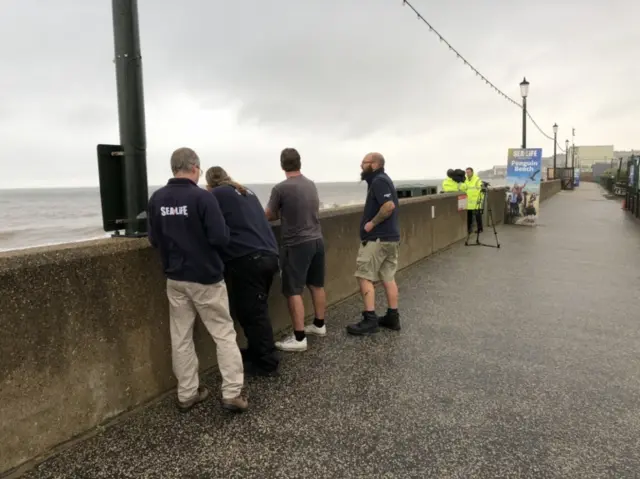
xmin=370 ymin=201 xmax=395 ymax=227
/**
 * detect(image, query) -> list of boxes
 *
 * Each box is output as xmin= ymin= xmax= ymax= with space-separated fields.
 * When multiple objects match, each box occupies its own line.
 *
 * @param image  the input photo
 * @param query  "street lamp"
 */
xmin=565 ymin=139 xmax=569 ymax=168
xmin=520 ymin=77 xmax=530 ymax=148
xmin=552 ymin=123 xmax=558 ymax=179
xmin=571 ymin=128 xmax=576 ymax=169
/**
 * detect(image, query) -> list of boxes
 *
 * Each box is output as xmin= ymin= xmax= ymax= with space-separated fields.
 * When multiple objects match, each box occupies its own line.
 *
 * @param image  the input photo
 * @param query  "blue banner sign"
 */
xmin=506 ymin=148 xmax=543 ymax=226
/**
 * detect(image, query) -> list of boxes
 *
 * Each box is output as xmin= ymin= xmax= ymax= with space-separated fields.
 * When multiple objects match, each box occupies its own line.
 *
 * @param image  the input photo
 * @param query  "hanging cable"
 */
xmin=401 ymin=0 xmax=566 ymax=153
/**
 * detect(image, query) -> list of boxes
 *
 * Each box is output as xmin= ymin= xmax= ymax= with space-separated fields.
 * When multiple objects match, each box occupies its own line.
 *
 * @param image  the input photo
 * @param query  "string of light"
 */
xmin=401 ymin=0 xmax=567 ymax=154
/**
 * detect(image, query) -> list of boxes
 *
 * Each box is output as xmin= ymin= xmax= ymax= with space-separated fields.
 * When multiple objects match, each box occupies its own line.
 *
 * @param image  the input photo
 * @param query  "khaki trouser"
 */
xmin=166 ymin=278 xmax=243 ymax=401
xmin=354 ymin=239 xmax=400 ymax=282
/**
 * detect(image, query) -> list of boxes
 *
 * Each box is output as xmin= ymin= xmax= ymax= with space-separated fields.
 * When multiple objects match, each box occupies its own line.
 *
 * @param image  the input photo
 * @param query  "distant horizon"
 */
xmin=0 ymin=177 xmax=447 ymax=191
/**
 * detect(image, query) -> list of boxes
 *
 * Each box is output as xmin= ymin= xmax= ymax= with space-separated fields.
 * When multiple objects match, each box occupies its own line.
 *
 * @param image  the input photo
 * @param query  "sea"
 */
xmin=1 ymin=180 xmax=451 ymax=252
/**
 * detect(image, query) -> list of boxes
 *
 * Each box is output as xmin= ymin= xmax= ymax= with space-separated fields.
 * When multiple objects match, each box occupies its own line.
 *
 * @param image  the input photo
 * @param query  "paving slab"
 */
xmin=19 ymin=183 xmax=640 ymax=478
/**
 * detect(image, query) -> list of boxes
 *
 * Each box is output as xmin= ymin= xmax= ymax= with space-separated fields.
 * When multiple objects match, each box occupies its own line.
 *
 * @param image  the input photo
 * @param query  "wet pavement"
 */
xmin=20 ymin=183 xmax=640 ymax=478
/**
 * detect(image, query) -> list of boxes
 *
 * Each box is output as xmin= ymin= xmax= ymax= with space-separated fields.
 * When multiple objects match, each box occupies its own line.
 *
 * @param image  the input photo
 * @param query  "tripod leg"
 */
xmin=487 ymin=207 xmax=500 ymax=248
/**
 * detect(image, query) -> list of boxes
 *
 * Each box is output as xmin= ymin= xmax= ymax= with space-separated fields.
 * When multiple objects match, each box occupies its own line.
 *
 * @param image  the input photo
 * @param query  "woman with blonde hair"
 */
xmin=205 ymin=166 xmax=281 ymax=376
xmin=205 ymin=166 xmax=248 ymax=195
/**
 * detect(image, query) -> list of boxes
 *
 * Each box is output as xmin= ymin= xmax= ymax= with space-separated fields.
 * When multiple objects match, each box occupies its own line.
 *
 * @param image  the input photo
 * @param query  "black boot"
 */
xmin=379 ymin=308 xmax=401 ymax=331
xmin=346 ymin=311 xmax=379 ymax=336
xmin=240 ymin=347 xmax=280 ymax=376
xmin=244 ymin=362 xmax=280 ymax=378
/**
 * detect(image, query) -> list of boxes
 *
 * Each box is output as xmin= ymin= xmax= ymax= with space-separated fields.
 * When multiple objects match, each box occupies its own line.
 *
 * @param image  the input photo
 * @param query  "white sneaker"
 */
xmin=304 ymin=324 xmax=327 ymax=337
xmin=275 ymin=335 xmax=308 ymax=352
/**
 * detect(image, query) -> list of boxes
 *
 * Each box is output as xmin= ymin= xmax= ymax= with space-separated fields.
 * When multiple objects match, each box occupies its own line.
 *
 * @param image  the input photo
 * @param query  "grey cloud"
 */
xmin=1 ymin=0 xmax=640 ymax=187
xmin=592 ymin=98 xmax=640 ymax=121
xmin=139 ymin=0 xmax=637 ymax=139
xmin=140 ymin=0 xmax=487 ymax=137
xmin=65 ymin=104 xmax=118 ymax=129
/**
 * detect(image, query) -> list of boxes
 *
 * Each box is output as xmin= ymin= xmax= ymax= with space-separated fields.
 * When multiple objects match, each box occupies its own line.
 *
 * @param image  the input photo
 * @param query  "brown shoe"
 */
xmin=177 ymin=386 xmax=210 ymax=413
xmin=222 ymin=392 xmax=249 ymax=413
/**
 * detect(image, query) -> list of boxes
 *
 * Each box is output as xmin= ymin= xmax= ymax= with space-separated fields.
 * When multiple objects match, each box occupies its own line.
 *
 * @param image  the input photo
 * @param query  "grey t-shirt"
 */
xmin=267 ymin=174 xmax=323 ymax=247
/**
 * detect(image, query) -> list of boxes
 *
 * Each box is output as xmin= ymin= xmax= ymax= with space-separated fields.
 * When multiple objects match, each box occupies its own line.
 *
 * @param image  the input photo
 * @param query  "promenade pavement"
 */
xmin=20 ymin=183 xmax=640 ymax=478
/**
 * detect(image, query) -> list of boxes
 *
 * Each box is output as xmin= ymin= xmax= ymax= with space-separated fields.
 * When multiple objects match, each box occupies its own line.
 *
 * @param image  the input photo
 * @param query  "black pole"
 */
xmin=112 ymin=0 xmax=148 ymax=236
xmin=553 ymin=132 xmax=557 ymax=179
xmin=521 ymin=97 xmax=527 ymax=148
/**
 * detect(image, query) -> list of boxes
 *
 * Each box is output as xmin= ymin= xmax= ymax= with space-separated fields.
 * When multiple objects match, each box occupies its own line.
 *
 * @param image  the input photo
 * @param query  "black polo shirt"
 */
xmin=360 ymin=168 xmax=400 ymax=242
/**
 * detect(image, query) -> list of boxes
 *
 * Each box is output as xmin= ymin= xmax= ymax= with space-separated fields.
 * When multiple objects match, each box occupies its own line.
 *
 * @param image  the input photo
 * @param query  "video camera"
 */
xmin=481 ymin=180 xmax=490 ymax=192
xmin=450 ymin=169 xmax=466 ymax=184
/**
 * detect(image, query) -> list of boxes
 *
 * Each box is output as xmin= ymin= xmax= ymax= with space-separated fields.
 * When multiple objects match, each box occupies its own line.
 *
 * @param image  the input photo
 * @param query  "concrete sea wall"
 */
xmin=0 ymin=183 xmax=559 ymax=474
xmin=540 ymin=178 xmax=562 ymax=200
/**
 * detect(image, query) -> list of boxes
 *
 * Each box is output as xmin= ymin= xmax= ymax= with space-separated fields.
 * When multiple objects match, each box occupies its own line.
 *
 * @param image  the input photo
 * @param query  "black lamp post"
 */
xmin=520 ymin=77 xmax=530 ymax=148
xmin=552 ymin=123 xmax=558 ymax=179
xmin=111 ymin=0 xmax=148 ymax=236
xmin=565 ymin=139 xmax=569 ymax=168
xmin=571 ymin=128 xmax=576 ymax=169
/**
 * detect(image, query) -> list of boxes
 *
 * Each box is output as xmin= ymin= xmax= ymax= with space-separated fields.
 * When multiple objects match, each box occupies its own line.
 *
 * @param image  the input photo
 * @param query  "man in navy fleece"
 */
xmin=147 ymin=147 xmax=247 ymax=413
xmin=205 ymin=166 xmax=281 ymax=377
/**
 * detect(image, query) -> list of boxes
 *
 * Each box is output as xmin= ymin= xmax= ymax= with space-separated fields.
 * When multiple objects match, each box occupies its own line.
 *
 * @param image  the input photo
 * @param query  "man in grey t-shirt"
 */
xmin=265 ymin=148 xmax=327 ymax=352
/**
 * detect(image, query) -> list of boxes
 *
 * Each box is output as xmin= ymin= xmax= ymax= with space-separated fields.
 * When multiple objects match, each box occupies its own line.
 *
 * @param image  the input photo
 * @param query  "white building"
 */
xmin=570 ymin=145 xmax=614 ymax=172
xmin=614 ymin=150 xmax=638 ymax=161
xmin=492 ymin=165 xmax=507 ymax=177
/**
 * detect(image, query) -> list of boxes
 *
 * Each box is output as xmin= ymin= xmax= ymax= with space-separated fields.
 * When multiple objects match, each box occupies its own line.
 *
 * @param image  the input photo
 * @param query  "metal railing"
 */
xmin=623 ymin=156 xmax=639 ymax=217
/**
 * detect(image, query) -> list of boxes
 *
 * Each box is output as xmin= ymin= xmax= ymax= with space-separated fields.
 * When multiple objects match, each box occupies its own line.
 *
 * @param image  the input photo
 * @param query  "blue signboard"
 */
xmin=506 ymin=148 xmax=543 ymax=226
xmin=574 ymin=168 xmax=580 ymax=187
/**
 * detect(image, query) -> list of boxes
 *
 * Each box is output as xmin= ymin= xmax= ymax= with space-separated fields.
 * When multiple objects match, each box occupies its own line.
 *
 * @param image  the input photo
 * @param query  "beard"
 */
xmin=360 ymin=166 xmax=374 ymax=181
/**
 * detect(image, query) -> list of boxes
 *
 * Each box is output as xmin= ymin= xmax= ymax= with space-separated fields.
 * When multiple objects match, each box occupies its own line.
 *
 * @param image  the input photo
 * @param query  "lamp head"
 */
xmin=519 ymin=77 xmax=530 ymax=98
xmin=553 ymin=123 xmax=558 ymax=135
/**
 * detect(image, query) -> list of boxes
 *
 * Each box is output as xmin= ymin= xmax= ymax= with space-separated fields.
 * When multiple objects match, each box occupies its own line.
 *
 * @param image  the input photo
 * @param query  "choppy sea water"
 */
xmin=1 ymin=180 xmax=457 ymax=252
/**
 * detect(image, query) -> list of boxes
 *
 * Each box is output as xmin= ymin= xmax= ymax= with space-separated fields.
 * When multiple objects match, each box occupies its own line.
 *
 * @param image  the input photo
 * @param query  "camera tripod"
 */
xmin=464 ymin=185 xmax=500 ymax=248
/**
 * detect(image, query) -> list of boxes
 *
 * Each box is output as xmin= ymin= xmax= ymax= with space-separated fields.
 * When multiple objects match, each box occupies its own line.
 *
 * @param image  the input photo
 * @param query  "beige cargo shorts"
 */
xmin=354 ymin=239 xmax=400 ymax=283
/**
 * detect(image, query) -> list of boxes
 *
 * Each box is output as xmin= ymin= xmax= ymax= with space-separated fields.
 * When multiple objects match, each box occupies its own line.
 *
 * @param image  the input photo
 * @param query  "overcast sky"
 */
xmin=0 ymin=0 xmax=638 ymax=188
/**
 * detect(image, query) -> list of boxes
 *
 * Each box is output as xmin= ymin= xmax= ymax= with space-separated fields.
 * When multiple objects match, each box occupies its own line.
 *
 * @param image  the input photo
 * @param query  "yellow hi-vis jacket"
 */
xmin=462 ymin=174 xmax=483 ymax=210
xmin=441 ymin=178 xmax=460 ymax=193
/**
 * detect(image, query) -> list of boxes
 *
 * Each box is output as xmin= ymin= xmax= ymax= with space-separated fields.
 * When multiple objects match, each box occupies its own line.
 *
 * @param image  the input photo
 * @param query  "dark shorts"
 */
xmin=281 ymin=238 xmax=325 ymax=297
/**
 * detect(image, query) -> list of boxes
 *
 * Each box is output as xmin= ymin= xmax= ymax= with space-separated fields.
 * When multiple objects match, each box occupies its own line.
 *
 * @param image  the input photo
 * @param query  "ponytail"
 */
xmin=205 ymin=166 xmax=248 ymax=196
